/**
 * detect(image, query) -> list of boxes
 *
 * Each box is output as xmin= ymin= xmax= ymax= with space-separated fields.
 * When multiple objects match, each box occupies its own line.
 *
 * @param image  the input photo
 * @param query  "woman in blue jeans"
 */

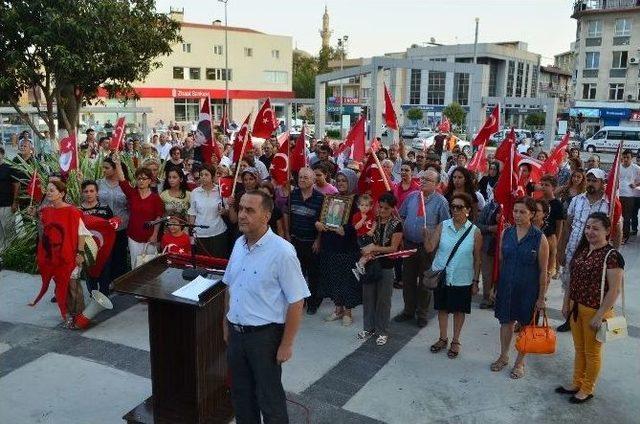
xmin=491 ymin=197 xmax=549 ymax=379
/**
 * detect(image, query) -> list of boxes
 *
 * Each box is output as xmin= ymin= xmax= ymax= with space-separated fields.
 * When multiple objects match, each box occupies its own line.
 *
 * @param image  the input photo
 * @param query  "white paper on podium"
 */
xmin=172 ymin=275 xmax=220 ymax=301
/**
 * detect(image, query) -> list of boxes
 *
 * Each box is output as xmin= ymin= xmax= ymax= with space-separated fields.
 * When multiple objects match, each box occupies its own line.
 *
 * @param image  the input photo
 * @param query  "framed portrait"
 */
xmin=320 ymin=195 xmax=354 ymax=229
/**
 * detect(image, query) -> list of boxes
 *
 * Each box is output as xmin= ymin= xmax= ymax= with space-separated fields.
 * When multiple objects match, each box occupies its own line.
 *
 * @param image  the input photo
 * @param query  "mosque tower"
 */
xmin=319 ymin=5 xmax=332 ymax=48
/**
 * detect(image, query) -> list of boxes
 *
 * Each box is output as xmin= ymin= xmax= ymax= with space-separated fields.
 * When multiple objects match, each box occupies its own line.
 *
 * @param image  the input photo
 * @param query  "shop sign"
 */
xmin=171 ymin=88 xmax=211 ymax=98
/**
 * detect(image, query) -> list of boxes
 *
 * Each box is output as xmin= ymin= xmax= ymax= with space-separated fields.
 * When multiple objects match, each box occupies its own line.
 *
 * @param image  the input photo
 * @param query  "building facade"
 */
xmin=571 ymin=0 xmax=640 ymax=132
xmin=538 ymin=66 xmax=573 ymax=112
xmin=97 ymin=8 xmax=293 ymax=127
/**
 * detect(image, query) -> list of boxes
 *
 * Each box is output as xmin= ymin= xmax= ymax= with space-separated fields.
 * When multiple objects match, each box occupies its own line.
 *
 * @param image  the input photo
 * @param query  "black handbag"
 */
xmin=421 ymin=224 xmax=474 ymax=290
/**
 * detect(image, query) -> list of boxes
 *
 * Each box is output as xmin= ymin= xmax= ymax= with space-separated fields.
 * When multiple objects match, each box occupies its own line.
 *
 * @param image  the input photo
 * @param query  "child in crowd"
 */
xmin=351 ymin=194 xmax=376 ymax=280
xmin=161 ymin=215 xmax=192 ymax=255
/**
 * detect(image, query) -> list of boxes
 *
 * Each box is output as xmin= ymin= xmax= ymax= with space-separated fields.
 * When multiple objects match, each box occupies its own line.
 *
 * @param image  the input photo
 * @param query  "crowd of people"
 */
xmin=0 ymin=122 xmax=635 ymax=406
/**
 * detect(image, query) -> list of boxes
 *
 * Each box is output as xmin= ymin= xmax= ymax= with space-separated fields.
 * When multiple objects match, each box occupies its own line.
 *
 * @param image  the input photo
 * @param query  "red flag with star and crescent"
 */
xmin=606 ymin=140 xmax=623 ymax=238
xmin=383 ymin=83 xmax=398 ymax=130
xmin=27 ymin=171 xmax=43 ymax=203
xmin=219 ymin=176 xmax=235 ymax=198
xmin=467 ymin=139 xmax=488 ymax=174
xmin=290 ymin=127 xmax=308 ymax=172
xmin=334 ymin=115 xmax=366 ymax=161
xmin=357 ymin=154 xmax=388 ymax=202
xmin=270 ymin=131 xmax=290 ymax=185
xmin=473 ymin=104 xmax=500 ymax=147
xmin=232 ymin=113 xmax=252 ymax=164
xmin=252 ymin=98 xmax=278 ymax=138
xmin=109 ymin=116 xmax=126 ymax=151
xmin=83 ymin=214 xmax=118 ymax=279
xmin=540 ymin=133 xmax=570 ymax=175
xmin=493 ymin=129 xmax=518 ymax=224
xmin=58 ymin=134 xmax=78 ymax=173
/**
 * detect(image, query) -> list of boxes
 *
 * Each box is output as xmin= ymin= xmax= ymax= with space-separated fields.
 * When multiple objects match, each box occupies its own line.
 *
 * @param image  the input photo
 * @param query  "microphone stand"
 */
xmin=181 ymin=222 xmax=209 ymax=269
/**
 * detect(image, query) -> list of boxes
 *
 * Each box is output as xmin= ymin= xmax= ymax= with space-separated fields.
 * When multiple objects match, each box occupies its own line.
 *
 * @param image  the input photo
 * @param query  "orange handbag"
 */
xmin=515 ymin=309 xmax=556 ymax=354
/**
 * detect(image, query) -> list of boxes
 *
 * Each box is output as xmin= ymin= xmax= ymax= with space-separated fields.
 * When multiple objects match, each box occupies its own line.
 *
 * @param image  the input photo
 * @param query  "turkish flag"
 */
xmin=606 ymin=140 xmax=623 ymax=237
xmin=232 ymin=113 xmax=252 ymax=164
xmin=252 ymin=98 xmax=278 ymax=138
xmin=493 ymin=131 xmax=517 ymax=224
xmin=199 ymin=97 xmax=223 ymax=163
xmin=467 ymin=140 xmax=488 ymax=174
xmin=32 ymin=206 xmax=82 ymax=319
xmin=219 ymin=176 xmax=234 ymax=198
xmin=417 ymin=190 xmax=426 ymax=218
xmin=515 ymin=153 xmax=544 ymax=184
xmin=219 ymin=104 xmax=229 ymax=135
xmin=383 ymin=83 xmax=398 ymax=130
xmin=82 ymin=214 xmax=117 ymax=279
xmin=109 ymin=116 xmax=126 ymax=150
xmin=357 ymin=154 xmax=388 ymax=201
xmin=334 ymin=115 xmax=366 ymax=161
xmin=473 ymin=104 xmax=500 ymax=147
xmin=27 ymin=171 xmax=43 ymax=203
xmin=290 ymin=126 xmax=307 ymax=172
xmin=58 ymin=134 xmax=78 ymax=172
xmin=540 ymin=133 xmax=569 ymax=175
xmin=439 ymin=116 xmax=451 ymax=133
xmin=270 ymin=132 xmax=290 ymax=185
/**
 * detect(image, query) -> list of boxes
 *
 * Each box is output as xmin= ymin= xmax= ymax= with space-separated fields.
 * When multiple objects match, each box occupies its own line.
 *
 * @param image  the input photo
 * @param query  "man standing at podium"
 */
xmin=223 ymin=190 xmax=310 ymax=423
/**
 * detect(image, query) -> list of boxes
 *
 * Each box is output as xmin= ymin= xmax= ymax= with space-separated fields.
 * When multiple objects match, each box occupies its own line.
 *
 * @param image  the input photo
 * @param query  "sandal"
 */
xmin=375 ymin=334 xmax=388 ymax=346
xmin=430 ymin=338 xmax=448 ymax=353
xmin=447 ymin=341 xmax=461 ymax=358
xmin=357 ymin=330 xmax=374 ymax=340
xmin=490 ymin=356 xmax=509 ymax=372
xmin=324 ymin=311 xmax=343 ymax=322
xmin=510 ymin=363 xmax=525 ymax=379
xmin=342 ymin=314 xmax=353 ymax=327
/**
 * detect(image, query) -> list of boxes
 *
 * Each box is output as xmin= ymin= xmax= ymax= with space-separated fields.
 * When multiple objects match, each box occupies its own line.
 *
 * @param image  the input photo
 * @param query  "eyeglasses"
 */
xmin=137 ymin=176 xmax=150 ymax=181
xmin=450 ymin=204 xmax=466 ymax=211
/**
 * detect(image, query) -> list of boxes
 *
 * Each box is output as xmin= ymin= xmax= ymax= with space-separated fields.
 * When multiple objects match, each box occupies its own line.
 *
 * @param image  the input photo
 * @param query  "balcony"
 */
xmin=572 ymin=0 xmax=640 ymax=17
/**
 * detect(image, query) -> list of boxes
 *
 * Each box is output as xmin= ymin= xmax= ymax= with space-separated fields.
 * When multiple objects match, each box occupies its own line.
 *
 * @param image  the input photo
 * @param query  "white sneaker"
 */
xmin=352 ymin=268 xmax=361 ymax=281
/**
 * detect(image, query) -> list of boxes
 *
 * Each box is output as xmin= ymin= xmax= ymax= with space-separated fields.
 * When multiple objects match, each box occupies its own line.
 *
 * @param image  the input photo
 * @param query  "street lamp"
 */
xmin=218 ymin=0 xmax=229 ymax=120
xmin=337 ymin=35 xmax=348 ymax=139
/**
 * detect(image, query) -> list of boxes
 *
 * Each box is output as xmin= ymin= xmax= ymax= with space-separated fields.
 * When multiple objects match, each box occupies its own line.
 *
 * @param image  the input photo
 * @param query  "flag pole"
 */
xmin=371 ymin=148 xmax=391 ymax=192
xmin=230 ymin=112 xmax=253 ymax=197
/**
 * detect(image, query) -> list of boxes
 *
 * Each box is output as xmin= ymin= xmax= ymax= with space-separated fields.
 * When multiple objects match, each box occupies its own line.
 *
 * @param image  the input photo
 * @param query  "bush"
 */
xmin=1 ymin=215 xmax=38 ymax=274
xmin=406 ymin=108 xmax=424 ymax=122
xmin=326 ymin=129 xmax=341 ymax=139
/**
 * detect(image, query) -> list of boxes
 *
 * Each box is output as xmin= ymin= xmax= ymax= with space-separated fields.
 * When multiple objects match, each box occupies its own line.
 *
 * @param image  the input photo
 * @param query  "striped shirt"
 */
xmin=565 ymin=193 xmax=610 ymax=260
xmin=289 ymin=188 xmax=324 ymax=242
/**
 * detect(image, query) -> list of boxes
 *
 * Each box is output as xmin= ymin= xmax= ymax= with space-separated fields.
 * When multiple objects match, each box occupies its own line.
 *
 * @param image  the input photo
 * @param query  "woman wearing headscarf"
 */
xmin=315 ymin=168 xmax=362 ymax=326
xmin=477 ymin=162 xmax=500 ymax=202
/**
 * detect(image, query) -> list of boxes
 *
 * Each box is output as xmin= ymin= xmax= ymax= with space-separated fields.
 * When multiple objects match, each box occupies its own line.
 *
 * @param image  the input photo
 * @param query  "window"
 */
xmin=361 ymin=88 xmax=370 ymax=100
xmin=609 ymin=83 xmax=625 ymax=100
xmin=244 ymin=47 xmax=253 ymax=57
xmin=453 ymin=73 xmax=469 ymax=106
xmin=530 ymin=66 xmax=538 ymax=97
xmin=427 ymin=71 xmax=445 ymax=105
xmin=524 ymin=63 xmax=530 ymax=97
xmin=583 ymin=83 xmax=597 ymax=99
xmin=409 ymin=69 xmax=421 ymax=104
xmin=173 ymin=67 xmax=184 ymax=79
xmin=612 ymin=51 xmax=628 ymax=69
xmin=205 ymin=68 xmax=232 ymax=81
xmin=515 ymin=62 xmax=524 ymax=97
xmin=174 ymin=98 xmax=199 ymax=122
xmin=614 ymin=18 xmax=631 ymax=36
xmin=213 ymin=45 xmax=223 ymax=55
xmin=189 ymin=68 xmax=200 ymax=80
xmin=429 ymin=58 xmax=446 ymax=62
xmin=586 ymin=20 xmax=602 ymax=37
xmin=585 ymin=52 xmax=600 ymax=69
xmin=271 ymin=49 xmax=280 ymax=59
xmin=488 ymin=62 xmax=498 ymax=97
xmin=623 ymin=131 xmax=640 ymax=141
xmin=263 ymin=70 xmax=287 ymax=83
xmin=608 ymin=130 xmax=624 ymax=139
xmin=507 ymin=60 xmax=515 ymax=96
xmin=182 ymin=43 xmax=191 ymax=53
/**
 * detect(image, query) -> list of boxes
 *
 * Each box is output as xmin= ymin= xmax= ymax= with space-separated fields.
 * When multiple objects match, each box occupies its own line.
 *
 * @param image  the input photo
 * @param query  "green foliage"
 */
xmin=326 ymin=129 xmax=341 ymax=139
xmin=525 ymin=112 xmax=546 ymax=127
xmin=443 ymin=102 xmax=466 ymax=127
xmin=406 ymin=108 xmax=424 ymax=122
xmin=0 ymin=0 xmax=182 ymax=135
xmin=1 ymin=214 xmax=38 ymax=274
xmin=293 ymin=51 xmax=318 ymax=98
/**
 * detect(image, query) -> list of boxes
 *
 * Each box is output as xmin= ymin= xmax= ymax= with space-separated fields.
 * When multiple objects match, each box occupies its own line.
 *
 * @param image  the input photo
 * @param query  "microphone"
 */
xmin=144 ymin=216 xmax=170 ymax=228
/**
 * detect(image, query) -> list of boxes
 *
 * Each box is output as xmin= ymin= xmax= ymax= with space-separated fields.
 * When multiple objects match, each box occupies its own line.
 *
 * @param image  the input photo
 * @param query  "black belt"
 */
xmin=229 ymin=322 xmax=284 ymax=334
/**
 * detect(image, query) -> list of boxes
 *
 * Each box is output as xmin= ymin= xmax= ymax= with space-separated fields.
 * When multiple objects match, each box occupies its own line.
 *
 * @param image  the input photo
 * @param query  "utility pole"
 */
xmin=473 ymin=17 xmax=479 ymax=64
xmin=218 ymin=0 xmax=230 ymax=119
xmin=337 ymin=35 xmax=348 ymax=139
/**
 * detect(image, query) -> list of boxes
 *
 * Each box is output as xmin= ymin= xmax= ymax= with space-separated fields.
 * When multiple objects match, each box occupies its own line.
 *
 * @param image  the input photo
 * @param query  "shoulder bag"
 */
xmin=421 ymin=223 xmax=474 ymax=290
xmin=596 ymin=250 xmax=627 ymax=343
xmin=516 ymin=308 xmax=556 ymax=354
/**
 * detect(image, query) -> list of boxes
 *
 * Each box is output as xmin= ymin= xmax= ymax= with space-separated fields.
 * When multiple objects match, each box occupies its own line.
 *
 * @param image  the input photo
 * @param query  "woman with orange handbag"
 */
xmin=557 ymin=212 xmax=624 ymax=404
xmin=491 ymin=197 xmax=549 ymax=379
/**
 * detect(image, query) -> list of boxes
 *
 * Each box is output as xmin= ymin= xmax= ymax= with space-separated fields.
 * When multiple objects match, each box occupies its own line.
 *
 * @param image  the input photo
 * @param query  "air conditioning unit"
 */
xmin=630 ymin=57 xmax=640 ymax=65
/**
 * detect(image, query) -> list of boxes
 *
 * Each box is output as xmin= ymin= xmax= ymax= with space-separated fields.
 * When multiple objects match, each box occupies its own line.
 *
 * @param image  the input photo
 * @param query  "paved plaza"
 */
xmin=0 ymin=239 xmax=638 ymax=424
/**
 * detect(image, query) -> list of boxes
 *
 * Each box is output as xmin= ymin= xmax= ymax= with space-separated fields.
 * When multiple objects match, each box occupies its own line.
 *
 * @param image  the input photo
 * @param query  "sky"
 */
xmin=155 ymin=0 xmax=577 ymax=65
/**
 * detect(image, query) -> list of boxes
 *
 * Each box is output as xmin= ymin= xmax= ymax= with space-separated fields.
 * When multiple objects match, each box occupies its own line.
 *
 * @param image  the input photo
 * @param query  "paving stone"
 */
xmin=81 ymin=302 xmax=150 ymax=351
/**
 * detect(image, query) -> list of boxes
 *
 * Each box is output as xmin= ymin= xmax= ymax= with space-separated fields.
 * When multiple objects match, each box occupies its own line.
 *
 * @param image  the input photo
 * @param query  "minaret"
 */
xmin=319 ymin=5 xmax=332 ymax=48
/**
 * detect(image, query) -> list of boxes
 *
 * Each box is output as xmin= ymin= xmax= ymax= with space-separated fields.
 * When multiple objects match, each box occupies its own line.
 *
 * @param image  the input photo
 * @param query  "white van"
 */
xmin=583 ymin=126 xmax=640 ymax=153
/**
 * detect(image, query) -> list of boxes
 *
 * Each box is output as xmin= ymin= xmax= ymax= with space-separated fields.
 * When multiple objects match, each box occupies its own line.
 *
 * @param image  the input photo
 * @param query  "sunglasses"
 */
xmin=450 ymin=204 xmax=466 ymax=211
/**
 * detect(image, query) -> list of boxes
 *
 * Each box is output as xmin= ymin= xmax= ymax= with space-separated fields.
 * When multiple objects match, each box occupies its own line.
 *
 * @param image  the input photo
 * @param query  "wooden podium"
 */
xmin=114 ymin=255 xmax=233 ymax=424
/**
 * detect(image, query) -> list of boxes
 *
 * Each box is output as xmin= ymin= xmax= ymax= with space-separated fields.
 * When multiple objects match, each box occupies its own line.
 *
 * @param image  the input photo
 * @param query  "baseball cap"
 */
xmin=586 ymin=168 xmax=606 ymax=180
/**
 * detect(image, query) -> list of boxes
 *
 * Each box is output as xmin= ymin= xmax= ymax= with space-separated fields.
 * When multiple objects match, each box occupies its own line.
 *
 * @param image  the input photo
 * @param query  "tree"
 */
xmin=292 ymin=51 xmax=317 ymax=98
xmin=406 ymin=108 xmax=423 ymax=123
xmin=442 ymin=102 xmax=466 ymax=128
xmin=0 ymin=0 xmax=182 ymax=139
xmin=525 ymin=112 xmax=546 ymax=127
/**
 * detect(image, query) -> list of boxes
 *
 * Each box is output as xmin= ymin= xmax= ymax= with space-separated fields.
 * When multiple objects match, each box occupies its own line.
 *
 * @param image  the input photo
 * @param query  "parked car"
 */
xmin=534 ymin=130 xmax=545 ymax=142
xmin=416 ymin=127 xmax=435 ymax=139
xmin=582 ymin=126 xmax=640 ymax=153
xmin=401 ymin=125 xmax=419 ymax=138
xmin=411 ymin=134 xmax=472 ymax=156
xmin=491 ymin=129 xmax=532 ymax=145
